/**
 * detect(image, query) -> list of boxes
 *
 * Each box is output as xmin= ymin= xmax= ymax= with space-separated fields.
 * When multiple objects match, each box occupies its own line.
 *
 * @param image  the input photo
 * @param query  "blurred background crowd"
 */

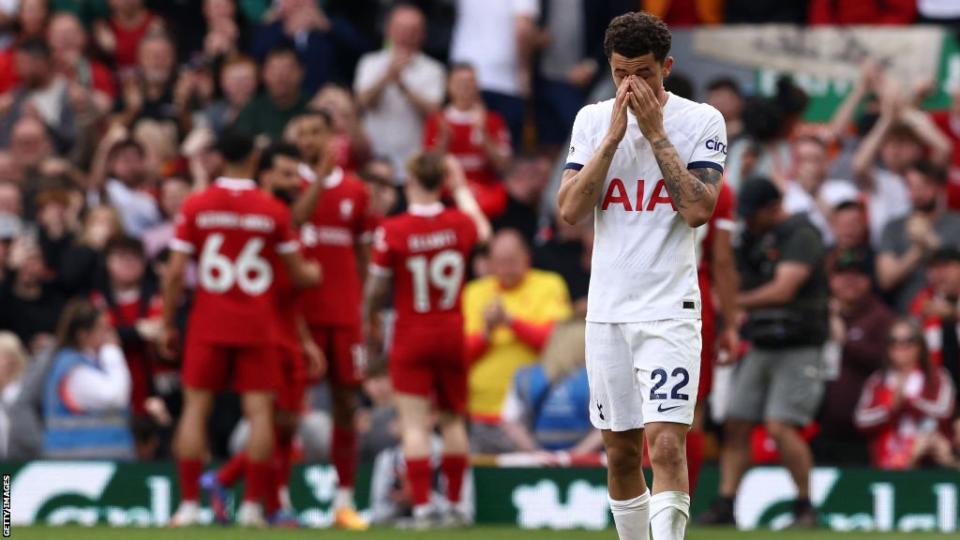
xmin=2 ymin=0 xmax=960 ymax=500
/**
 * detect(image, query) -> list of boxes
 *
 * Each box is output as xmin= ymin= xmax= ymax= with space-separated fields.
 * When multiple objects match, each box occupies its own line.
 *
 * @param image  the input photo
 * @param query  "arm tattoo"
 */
xmin=650 ymin=137 xmax=719 ymax=211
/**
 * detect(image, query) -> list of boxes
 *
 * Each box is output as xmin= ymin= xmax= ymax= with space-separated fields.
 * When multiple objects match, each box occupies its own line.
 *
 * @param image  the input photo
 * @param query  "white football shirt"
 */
xmin=566 ymin=92 xmax=727 ymax=323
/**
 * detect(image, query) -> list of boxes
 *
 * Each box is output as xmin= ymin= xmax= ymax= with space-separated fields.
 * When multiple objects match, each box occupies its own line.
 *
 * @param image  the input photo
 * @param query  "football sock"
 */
xmin=406 ymin=457 xmax=433 ymax=507
xmin=244 ymin=460 xmax=273 ymax=504
xmin=274 ymin=429 xmax=294 ymax=493
xmin=217 ymin=452 xmax=247 ymax=487
xmin=441 ymin=454 xmax=468 ymax=504
xmin=650 ymin=491 xmax=690 ymax=540
xmin=177 ymin=459 xmax=204 ymax=503
xmin=331 ymin=424 xmax=357 ymax=504
xmin=609 ymin=490 xmax=650 ymax=540
xmin=685 ymin=430 xmax=705 ymax=498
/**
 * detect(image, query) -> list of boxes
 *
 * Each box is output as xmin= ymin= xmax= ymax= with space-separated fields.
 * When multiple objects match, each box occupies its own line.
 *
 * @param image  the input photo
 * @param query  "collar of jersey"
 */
xmin=215 ymin=177 xmax=256 ymax=190
xmin=408 ymin=202 xmax=444 ymax=217
xmin=444 ymin=105 xmax=482 ymax=124
xmin=298 ymin=163 xmax=344 ymax=188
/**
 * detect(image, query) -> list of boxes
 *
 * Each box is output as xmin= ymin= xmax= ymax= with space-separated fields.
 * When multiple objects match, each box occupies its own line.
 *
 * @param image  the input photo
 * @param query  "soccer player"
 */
xmin=164 ymin=132 xmax=320 ymax=527
xmin=364 ymin=151 xmax=489 ymax=528
xmin=201 ymin=142 xmax=325 ymax=526
xmin=690 ymin=181 xmax=738 ymax=496
xmin=556 ymin=12 xmax=727 ymax=540
xmin=287 ymin=109 xmax=374 ymax=530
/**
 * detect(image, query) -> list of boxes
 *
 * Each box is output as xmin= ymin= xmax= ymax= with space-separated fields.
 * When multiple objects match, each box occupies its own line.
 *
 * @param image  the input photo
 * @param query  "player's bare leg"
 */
xmin=395 ymin=392 xmax=436 ymax=528
xmin=171 ymin=387 xmax=214 ymax=527
xmin=330 ymin=385 xmax=368 ymax=529
xmin=645 ymin=422 xmax=691 ymax=540
xmin=236 ymin=391 xmax=275 ymax=528
xmin=765 ymin=419 xmax=815 ymax=526
xmin=602 ymin=429 xmax=650 ymax=540
xmin=437 ymin=411 xmax=471 ymax=527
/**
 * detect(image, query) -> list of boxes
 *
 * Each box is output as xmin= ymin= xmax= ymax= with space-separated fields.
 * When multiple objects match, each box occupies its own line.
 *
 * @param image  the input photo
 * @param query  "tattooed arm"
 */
xmin=557 ymin=79 xmax=631 ymax=225
xmin=650 ymin=137 xmax=722 ymax=227
xmin=627 ymin=76 xmax=721 ymax=227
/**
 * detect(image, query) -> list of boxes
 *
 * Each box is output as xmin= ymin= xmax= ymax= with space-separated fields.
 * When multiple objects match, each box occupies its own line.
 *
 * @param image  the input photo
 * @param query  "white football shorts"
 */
xmin=586 ymin=319 xmax=702 ymax=431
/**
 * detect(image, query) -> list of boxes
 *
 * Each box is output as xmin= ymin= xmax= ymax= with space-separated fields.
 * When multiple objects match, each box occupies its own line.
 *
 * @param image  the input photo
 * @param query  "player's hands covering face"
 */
xmin=626 ymin=76 xmax=665 ymax=140
xmin=605 ymin=78 xmax=630 ymax=145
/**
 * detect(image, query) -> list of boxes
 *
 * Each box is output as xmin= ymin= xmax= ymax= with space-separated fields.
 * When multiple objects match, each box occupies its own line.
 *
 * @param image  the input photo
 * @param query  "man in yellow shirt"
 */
xmin=463 ymin=229 xmax=572 ymax=453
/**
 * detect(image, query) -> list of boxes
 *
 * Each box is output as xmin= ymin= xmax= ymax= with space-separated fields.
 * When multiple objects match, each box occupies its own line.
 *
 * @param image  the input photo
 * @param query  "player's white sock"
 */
xmin=649 ymin=491 xmax=690 ymax=540
xmin=333 ymin=487 xmax=355 ymax=510
xmin=609 ymin=490 xmax=650 ymax=540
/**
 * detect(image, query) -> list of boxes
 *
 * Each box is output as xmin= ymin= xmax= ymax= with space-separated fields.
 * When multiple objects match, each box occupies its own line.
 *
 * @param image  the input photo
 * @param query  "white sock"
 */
xmin=333 ymin=487 xmax=355 ymax=510
xmin=650 ymin=491 xmax=690 ymax=540
xmin=413 ymin=503 xmax=433 ymax=520
xmin=609 ymin=490 xmax=650 ymax=540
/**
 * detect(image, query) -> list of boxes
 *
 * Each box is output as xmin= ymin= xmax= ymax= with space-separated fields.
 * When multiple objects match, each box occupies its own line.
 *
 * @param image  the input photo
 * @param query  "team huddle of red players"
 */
xmin=160 ymin=110 xmax=489 ymax=528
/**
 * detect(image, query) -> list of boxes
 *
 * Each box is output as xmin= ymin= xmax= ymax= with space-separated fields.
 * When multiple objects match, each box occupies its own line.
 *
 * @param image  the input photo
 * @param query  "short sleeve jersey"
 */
xmin=298 ymin=166 xmax=377 ymax=327
xmin=698 ymin=181 xmax=736 ymax=276
xmin=171 ymin=177 xmax=299 ymax=345
xmin=370 ymin=203 xmax=478 ymax=329
xmin=565 ymin=92 xmax=727 ymax=322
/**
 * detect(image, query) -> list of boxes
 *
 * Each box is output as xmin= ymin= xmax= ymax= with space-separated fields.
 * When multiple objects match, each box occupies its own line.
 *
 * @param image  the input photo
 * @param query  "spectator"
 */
xmin=500 ymin=318 xmax=602 ymax=454
xmin=233 ymin=45 xmax=308 ymax=142
xmin=909 ymin=247 xmax=960 ymax=394
xmin=462 ymin=229 xmax=572 ymax=453
xmin=700 ymin=177 xmax=827 ymax=527
xmin=142 ymin=176 xmax=191 ymax=259
xmin=831 ymin=200 xmax=872 ymax=254
xmin=359 ymin=156 xmax=398 ymax=218
xmin=0 ymin=236 xmax=66 ymax=353
xmin=251 ymin=0 xmax=366 ymax=95
xmin=853 ymin=84 xmax=952 ymax=245
xmin=449 ymin=0 xmax=540 ymax=148
xmin=354 ymin=4 xmax=444 ymax=184
xmin=533 ymin=217 xmax=592 ymax=316
xmin=705 ymin=77 xmax=744 ymax=143
xmin=92 ymin=235 xmax=163 ymax=421
xmin=424 ymin=64 xmax=512 ymax=219
xmin=808 ymin=0 xmax=917 ymax=25
xmin=877 ymin=160 xmax=960 ymax=311
xmin=782 ymin=136 xmax=838 ymax=244
xmin=0 ymin=331 xmax=28 ymax=458
xmin=492 ymin=155 xmax=551 ymax=245
xmin=46 ymin=12 xmax=115 ymax=117
xmin=534 ymin=0 xmax=606 ymax=147
xmin=43 ymin=298 xmax=134 ymax=459
xmin=5 ymin=116 xmax=54 ymax=191
xmin=99 ymin=137 xmax=161 ymax=237
xmin=310 ymin=83 xmax=370 ymax=173
xmin=115 ymin=31 xmax=179 ymax=130
xmin=199 ymin=54 xmax=258 ymax=136
xmin=57 ymin=205 xmax=123 ymax=295
xmin=815 ymin=247 xmax=895 ymax=465
xmin=92 ymin=0 xmax=163 ymax=69
xmin=0 ymin=38 xmax=77 ymax=152
xmin=201 ymin=0 xmax=242 ymax=59
xmin=855 ymin=318 xmax=956 ymax=469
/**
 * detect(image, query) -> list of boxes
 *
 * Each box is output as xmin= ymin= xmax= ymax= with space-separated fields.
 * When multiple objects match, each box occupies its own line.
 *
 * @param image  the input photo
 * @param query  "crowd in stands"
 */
xmin=1 ymin=0 xmax=960 ymax=496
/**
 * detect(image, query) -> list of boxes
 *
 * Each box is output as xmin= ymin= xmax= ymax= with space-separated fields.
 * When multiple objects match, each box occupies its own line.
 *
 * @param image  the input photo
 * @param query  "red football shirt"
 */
xmin=423 ymin=106 xmax=510 ymax=187
xmin=299 ymin=166 xmax=376 ymax=328
xmin=172 ymin=177 xmax=300 ymax=345
xmin=698 ymin=181 xmax=736 ymax=277
xmin=371 ymin=203 xmax=478 ymax=330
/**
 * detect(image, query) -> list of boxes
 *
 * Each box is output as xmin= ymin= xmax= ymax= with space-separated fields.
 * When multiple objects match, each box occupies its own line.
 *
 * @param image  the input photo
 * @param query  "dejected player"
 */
xmin=364 ymin=151 xmax=490 ymax=528
xmin=287 ymin=109 xmax=375 ymax=530
xmin=164 ymin=132 xmax=321 ymax=527
xmin=201 ymin=142 xmax=326 ymax=526
xmin=556 ymin=12 xmax=727 ymax=540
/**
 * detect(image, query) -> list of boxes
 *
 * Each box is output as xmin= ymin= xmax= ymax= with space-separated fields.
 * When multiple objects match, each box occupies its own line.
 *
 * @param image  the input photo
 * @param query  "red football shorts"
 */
xmin=182 ymin=337 xmax=281 ymax=393
xmin=276 ymin=345 xmax=307 ymax=413
xmin=389 ymin=325 xmax=467 ymax=414
xmin=698 ymin=273 xmax=715 ymax=402
xmin=309 ymin=325 xmax=363 ymax=386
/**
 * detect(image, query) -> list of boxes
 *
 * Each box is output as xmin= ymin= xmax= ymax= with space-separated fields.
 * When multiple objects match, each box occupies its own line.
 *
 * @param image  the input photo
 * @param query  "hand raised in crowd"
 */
xmin=388 ymin=49 xmax=413 ymax=82
xmin=906 ymin=214 xmax=940 ymax=250
xmin=483 ymin=298 xmax=510 ymax=334
xmin=922 ymin=296 xmax=957 ymax=320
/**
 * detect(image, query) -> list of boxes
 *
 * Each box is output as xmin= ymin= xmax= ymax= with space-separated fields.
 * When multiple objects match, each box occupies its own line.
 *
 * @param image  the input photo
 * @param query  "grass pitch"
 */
xmin=9 ymin=526 xmax=953 ymax=540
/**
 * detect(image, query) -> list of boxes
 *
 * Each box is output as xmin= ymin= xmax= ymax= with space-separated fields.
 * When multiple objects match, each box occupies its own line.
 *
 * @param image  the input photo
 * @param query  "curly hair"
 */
xmin=603 ymin=11 xmax=671 ymax=62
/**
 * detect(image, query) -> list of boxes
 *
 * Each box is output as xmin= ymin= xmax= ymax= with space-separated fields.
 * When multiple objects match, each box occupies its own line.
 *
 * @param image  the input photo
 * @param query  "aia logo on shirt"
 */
xmin=601 ymin=178 xmax=677 ymax=212
xmin=706 ymin=136 xmax=727 ymax=155
xmin=340 ymin=200 xmax=354 ymax=221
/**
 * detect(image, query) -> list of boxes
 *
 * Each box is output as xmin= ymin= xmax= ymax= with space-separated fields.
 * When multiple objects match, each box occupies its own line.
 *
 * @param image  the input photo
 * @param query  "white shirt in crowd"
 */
xmin=62 ymin=344 xmax=131 ymax=412
xmin=354 ymin=49 xmax=445 ymax=183
xmin=105 ymin=178 xmax=162 ymax=238
xmin=449 ymin=0 xmax=539 ymax=97
xmin=783 ymin=179 xmax=861 ymax=246
xmin=566 ymin=92 xmax=727 ymax=322
xmin=864 ymin=168 xmax=912 ymax=247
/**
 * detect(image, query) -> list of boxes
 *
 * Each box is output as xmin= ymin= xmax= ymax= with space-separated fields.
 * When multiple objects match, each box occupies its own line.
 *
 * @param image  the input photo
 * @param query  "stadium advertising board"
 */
xmin=2 ymin=462 xmax=958 ymax=531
